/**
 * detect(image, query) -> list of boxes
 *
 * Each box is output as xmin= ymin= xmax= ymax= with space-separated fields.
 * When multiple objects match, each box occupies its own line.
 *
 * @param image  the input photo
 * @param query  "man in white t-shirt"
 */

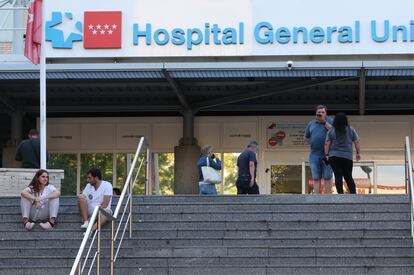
xmin=78 ymin=168 xmax=113 ymax=230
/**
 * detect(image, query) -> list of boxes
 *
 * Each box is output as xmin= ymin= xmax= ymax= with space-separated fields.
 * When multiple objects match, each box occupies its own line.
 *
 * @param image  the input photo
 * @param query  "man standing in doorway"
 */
xmin=236 ymin=141 xmax=260 ymax=194
xmin=15 ymin=129 xmax=42 ymax=168
xmin=304 ymin=105 xmax=333 ymax=194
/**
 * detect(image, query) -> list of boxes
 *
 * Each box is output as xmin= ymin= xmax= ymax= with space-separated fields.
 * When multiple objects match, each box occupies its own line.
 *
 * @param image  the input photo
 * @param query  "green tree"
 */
xmin=223 ymin=153 xmax=239 ymax=194
xmin=158 ymin=153 xmax=174 ymax=195
xmin=48 ymin=154 xmax=77 ymax=195
xmin=80 ymin=153 xmax=113 ymax=191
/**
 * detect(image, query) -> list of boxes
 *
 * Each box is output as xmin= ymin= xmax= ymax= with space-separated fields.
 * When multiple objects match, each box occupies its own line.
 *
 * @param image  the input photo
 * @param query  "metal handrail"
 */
xmin=404 ymin=136 xmax=414 ymax=245
xmin=70 ymin=137 xmax=148 ymax=275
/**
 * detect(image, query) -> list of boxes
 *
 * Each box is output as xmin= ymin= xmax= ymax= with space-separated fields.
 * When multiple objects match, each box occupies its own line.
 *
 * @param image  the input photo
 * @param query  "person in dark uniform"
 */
xmin=15 ymin=129 xmax=43 ymax=168
xmin=236 ymin=141 xmax=260 ymax=194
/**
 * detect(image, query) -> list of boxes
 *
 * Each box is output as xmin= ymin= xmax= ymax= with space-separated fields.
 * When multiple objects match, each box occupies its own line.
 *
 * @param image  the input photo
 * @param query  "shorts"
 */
xmin=309 ymin=157 xmax=333 ymax=181
xmin=87 ymin=206 xmax=113 ymax=217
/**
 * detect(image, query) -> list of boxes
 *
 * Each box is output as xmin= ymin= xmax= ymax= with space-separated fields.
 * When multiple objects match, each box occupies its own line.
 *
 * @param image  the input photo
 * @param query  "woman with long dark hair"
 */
xmin=20 ymin=169 xmax=60 ymax=230
xmin=324 ymin=113 xmax=361 ymax=194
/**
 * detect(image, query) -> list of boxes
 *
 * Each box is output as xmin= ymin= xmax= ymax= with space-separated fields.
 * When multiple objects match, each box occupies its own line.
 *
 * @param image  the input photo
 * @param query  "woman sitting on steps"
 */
xmin=20 ymin=169 xmax=60 ymax=231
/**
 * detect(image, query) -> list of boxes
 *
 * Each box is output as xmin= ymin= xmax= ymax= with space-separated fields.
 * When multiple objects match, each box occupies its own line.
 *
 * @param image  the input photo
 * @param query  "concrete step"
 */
xmin=119 ymin=246 xmax=414 ymax=258
xmin=126 ymin=236 xmax=414 ymax=247
xmin=2 ymin=264 xmax=414 ymax=275
xmin=0 ymin=194 xmax=409 ymax=204
xmin=1 ymin=204 xmax=410 ymax=215
xmin=0 ymin=226 xmax=410 ymax=241
xmin=1 ymin=208 xmax=410 ymax=220
xmin=131 ymin=228 xmax=411 ymax=238
xmin=4 ymin=251 xmax=414 ymax=268
xmin=0 ymin=220 xmax=410 ymax=231
xmin=112 ymin=255 xmax=414 ymax=266
xmin=1 ymin=236 xmax=412 ymax=248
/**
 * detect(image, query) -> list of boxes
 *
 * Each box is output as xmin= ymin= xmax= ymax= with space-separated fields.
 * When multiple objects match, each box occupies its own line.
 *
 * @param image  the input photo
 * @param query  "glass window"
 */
xmin=157 ymin=153 xmax=174 ymax=195
xmin=305 ymin=162 xmax=374 ymax=194
xmin=352 ymin=164 xmax=374 ymax=194
xmin=80 ymin=153 xmax=113 ymax=191
xmin=376 ymin=165 xmax=406 ymax=194
xmin=116 ymin=152 xmax=146 ymax=195
xmin=48 ymin=153 xmax=77 ymax=195
xmin=223 ymin=153 xmax=239 ymax=195
xmin=271 ymin=165 xmax=302 ymax=194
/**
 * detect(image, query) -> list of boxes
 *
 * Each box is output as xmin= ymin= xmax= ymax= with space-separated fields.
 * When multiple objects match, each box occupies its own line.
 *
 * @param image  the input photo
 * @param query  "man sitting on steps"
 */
xmin=77 ymin=168 xmax=113 ymax=231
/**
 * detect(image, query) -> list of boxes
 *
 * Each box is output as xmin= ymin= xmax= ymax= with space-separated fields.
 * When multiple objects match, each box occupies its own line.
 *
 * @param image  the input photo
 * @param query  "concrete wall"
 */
xmin=0 ymin=168 xmax=64 ymax=196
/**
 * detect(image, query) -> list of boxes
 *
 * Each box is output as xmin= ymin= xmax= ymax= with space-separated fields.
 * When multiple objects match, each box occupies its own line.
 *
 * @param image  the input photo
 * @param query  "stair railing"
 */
xmin=404 ymin=136 xmax=414 ymax=245
xmin=70 ymin=137 xmax=149 ymax=275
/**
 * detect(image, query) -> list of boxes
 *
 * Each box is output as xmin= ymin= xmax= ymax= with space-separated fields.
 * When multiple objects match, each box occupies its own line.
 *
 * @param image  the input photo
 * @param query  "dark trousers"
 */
xmin=329 ymin=156 xmax=356 ymax=194
xmin=236 ymin=176 xmax=260 ymax=194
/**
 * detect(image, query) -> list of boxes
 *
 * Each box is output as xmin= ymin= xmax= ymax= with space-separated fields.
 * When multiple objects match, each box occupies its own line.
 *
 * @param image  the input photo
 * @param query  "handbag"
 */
xmin=201 ymin=157 xmax=222 ymax=184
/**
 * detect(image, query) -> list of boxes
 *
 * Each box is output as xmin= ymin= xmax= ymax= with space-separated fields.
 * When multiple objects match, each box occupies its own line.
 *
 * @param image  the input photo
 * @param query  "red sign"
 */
xmin=268 ymin=138 xmax=277 ymax=146
xmin=84 ymin=11 xmax=122 ymax=49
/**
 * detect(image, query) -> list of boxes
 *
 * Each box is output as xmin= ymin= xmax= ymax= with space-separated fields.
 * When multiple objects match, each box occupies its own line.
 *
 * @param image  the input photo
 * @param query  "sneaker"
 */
xmin=25 ymin=222 xmax=35 ymax=231
xmin=80 ymin=221 xmax=89 ymax=230
xmin=39 ymin=221 xmax=54 ymax=231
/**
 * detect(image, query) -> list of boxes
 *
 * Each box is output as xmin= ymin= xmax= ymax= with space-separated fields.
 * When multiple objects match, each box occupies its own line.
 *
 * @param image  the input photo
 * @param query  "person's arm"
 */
xmin=304 ymin=123 xmax=311 ymax=143
xmin=324 ymin=121 xmax=333 ymax=130
xmin=101 ymin=195 xmax=111 ymax=209
xmin=249 ymin=161 xmax=255 ymax=187
xmin=354 ymin=141 xmax=361 ymax=161
xmin=41 ymin=190 xmax=60 ymax=200
xmin=351 ymin=128 xmax=361 ymax=161
xmin=209 ymin=157 xmax=222 ymax=170
xmin=21 ymin=188 xmax=36 ymax=201
xmin=100 ymin=183 xmax=113 ymax=209
xmin=324 ymin=140 xmax=331 ymax=156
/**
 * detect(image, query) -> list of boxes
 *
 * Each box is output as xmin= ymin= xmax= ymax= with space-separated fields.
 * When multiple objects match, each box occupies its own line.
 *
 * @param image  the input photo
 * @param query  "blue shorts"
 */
xmin=309 ymin=157 xmax=333 ymax=181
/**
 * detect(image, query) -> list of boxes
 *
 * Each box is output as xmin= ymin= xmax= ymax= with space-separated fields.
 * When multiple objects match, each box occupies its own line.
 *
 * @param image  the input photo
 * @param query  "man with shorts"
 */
xmin=78 ymin=168 xmax=113 ymax=230
xmin=304 ymin=105 xmax=333 ymax=194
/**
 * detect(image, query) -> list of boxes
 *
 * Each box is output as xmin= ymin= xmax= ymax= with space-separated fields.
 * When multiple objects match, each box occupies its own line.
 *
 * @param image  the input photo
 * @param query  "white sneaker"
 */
xmin=80 ymin=221 xmax=89 ymax=230
xmin=25 ymin=222 xmax=35 ymax=231
xmin=39 ymin=221 xmax=54 ymax=231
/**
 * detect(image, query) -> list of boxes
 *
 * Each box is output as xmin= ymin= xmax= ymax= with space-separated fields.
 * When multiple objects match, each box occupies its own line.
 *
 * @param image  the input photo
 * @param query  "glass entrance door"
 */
xmin=270 ymin=165 xmax=302 ymax=194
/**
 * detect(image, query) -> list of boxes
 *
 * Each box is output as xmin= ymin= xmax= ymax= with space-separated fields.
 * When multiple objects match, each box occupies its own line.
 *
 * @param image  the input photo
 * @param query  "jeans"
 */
xmin=309 ymin=156 xmax=333 ymax=180
xmin=199 ymin=182 xmax=217 ymax=195
xmin=21 ymin=197 xmax=59 ymax=221
xmin=329 ymin=156 xmax=356 ymax=194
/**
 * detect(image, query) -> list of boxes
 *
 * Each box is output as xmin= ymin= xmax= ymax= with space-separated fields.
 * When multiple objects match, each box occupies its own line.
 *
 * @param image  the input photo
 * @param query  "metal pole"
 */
xmin=110 ymin=220 xmax=115 ymax=275
xmin=40 ymin=0 xmax=47 ymax=169
xmin=77 ymin=263 xmax=81 ymax=275
xmin=301 ymin=162 xmax=306 ymax=194
xmin=146 ymin=147 xmax=151 ymax=195
xmin=129 ymin=179 xmax=133 ymax=239
xmin=96 ymin=213 xmax=101 ymax=275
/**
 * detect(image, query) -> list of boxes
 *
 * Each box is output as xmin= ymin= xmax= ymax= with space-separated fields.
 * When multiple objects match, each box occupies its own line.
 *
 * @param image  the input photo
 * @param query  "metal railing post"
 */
xmin=70 ymin=137 xmax=147 ymax=274
xmin=129 ymin=175 xmax=133 ymax=239
xmin=146 ymin=147 xmax=151 ymax=195
xmin=110 ymin=220 xmax=115 ymax=275
xmin=97 ymin=213 xmax=101 ymax=275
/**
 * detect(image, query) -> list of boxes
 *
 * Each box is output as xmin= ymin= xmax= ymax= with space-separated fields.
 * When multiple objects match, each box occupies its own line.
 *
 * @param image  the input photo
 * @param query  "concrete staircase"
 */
xmin=0 ymin=195 xmax=413 ymax=275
